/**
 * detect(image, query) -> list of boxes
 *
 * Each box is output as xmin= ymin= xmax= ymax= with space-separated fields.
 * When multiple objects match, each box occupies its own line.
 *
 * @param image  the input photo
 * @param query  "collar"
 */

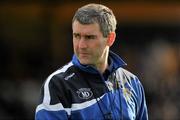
xmin=72 ymin=51 xmax=127 ymax=74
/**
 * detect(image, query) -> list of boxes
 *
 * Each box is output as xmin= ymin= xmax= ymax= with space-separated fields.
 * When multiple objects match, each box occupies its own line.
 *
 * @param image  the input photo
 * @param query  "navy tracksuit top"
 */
xmin=35 ymin=51 xmax=148 ymax=120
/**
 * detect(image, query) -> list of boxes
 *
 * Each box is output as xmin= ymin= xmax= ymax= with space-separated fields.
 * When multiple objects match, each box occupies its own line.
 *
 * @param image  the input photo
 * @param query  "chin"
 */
xmin=79 ymin=61 xmax=89 ymax=65
xmin=79 ymin=60 xmax=91 ymax=65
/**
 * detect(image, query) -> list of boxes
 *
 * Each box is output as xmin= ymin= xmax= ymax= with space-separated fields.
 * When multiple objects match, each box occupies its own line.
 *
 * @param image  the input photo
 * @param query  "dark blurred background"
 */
xmin=0 ymin=0 xmax=180 ymax=120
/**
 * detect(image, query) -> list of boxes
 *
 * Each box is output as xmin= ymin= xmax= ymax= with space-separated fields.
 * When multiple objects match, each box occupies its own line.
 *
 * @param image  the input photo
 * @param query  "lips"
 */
xmin=79 ymin=53 xmax=89 ymax=56
xmin=78 ymin=52 xmax=90 ymax=57
xmin=80 ymin=52 xmax=89 ymax=55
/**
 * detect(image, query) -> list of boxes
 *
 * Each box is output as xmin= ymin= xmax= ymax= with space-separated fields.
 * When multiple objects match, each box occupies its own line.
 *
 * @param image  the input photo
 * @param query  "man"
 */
xmin=35 ymin=3 xmax=148 ymax=120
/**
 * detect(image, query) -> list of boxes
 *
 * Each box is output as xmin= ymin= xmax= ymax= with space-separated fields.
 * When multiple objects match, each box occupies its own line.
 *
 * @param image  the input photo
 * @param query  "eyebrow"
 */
xmin=84 ymin=35 xmax=97 ymax=39
xmin=73 ymin=33 xmax=80 ymax=35
xmin=73 ymin=33 xmax=97 ymax=37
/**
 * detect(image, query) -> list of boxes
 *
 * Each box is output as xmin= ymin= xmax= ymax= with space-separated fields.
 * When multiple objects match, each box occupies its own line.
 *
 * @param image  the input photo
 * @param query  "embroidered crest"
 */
xmin=76 ymin=88 xmax=93 ymax=99
xmin=123 ymin=87 xmax=132 ymax=101
xmin=116 ymin=77 xmax=132 ymax=102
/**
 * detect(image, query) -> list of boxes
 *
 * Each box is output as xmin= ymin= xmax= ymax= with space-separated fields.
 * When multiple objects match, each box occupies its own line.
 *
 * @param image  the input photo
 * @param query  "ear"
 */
xmin=107 ymin=32 xmax=116 ymax=47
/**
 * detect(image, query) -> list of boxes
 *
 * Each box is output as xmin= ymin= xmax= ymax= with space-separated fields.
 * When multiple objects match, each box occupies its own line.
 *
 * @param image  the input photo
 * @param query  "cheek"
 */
xmin=73 ymin=41 xmax=78 ymax=52
xmin=92 ymin=42 xmax=106 ymax=56
xmin=95 ymin=41 xmax=106 ymax=51
xmin=73 ymin=40 xmax=78 ymax=47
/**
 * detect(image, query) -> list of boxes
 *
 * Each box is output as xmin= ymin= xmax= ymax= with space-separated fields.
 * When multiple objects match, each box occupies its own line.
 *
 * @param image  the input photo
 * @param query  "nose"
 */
xmin=79 ymin=38 xmax=87 ymax=49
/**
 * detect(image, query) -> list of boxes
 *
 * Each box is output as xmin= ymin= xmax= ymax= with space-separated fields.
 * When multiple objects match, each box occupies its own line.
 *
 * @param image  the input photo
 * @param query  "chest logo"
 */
xmin=76 ymin=88 xmax=93 ymax=99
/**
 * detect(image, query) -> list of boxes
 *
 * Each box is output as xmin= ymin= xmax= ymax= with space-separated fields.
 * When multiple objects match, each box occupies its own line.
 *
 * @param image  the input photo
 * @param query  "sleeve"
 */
xmin=135 ymin=78 xmax=149 ymax=120
xmin=35 ymin=76 xmax=70 ymax=120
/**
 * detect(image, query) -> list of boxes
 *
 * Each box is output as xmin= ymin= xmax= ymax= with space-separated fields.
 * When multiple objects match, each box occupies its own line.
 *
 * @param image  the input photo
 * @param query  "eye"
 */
xmin=85 ymin=35 xmax=96 ymax=40
xmin=73 ymin=33 xmax=81 ymax=39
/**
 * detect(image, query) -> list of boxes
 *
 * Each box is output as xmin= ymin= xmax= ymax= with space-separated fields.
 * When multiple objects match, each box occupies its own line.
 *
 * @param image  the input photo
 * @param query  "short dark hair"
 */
xmin=72 ymin=3 xmax=117 ymax=37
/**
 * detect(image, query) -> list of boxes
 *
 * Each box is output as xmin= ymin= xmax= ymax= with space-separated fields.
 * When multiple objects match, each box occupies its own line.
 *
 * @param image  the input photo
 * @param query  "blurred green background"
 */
xmin=0 ymin=1 xmax=180 ymax=120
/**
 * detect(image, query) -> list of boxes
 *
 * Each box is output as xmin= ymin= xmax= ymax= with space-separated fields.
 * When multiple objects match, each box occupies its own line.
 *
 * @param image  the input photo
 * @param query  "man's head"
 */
xmin=72 ymin=3 xmax=117 ymax=38
xmin=72 ymin=4 xmax=117 ymax=72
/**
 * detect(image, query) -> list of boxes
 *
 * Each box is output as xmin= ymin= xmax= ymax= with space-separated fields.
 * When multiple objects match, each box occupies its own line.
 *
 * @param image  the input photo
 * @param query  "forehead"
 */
xmin=72 ymin=20 xmax=102 ymax=35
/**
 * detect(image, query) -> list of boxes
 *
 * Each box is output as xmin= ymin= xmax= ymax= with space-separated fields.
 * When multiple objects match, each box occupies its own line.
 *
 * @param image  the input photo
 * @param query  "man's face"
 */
xmin=72 ymin=20 xmax=108 ymax=66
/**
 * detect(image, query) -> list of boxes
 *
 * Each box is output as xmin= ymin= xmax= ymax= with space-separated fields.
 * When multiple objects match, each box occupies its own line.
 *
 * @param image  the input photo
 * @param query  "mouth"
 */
xmin=79 ymin=53 xmax=89 ymax=56
xmin=78 ymin=52 xmax=90 ymax=57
